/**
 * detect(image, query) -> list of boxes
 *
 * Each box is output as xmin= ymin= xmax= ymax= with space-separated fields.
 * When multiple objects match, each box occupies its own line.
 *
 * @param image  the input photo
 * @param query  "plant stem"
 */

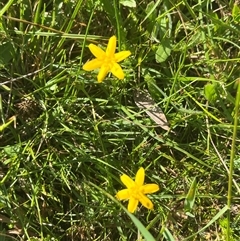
xmin=227 ymin=79 xmax=240 ymax=240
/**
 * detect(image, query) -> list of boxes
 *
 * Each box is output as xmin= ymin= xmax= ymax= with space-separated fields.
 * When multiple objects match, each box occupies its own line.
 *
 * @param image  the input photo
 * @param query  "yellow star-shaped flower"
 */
xmin=82 ymin=36 xmax=131 ymax=83
xmin=116 ymin=167 xmax=159 ymax=213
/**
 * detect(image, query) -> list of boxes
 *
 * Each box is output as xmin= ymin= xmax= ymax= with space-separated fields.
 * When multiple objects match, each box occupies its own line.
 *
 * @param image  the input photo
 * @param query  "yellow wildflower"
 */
xmin=82 ymin=36 xmax=131 ymax=83
xmin=116 ymin=167 xmax=159 ymax=213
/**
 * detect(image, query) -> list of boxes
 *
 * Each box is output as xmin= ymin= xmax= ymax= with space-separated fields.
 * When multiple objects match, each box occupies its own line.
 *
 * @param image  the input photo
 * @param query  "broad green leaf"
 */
xmin=120 ymin=0 xmax=136 ymax=8
xmin=145 ymin=1 xmax=157 ymax=35
xmin=204 ymin=83 xmax=217 ymax=102
xmin=157 ymin=16 xmax=168 ymax=39
xmin=0 ymin=41 xmax=14 ymax=66
xmin=3 ymin=143 xmax=21 ymax=160
xmin=232 ymin=4 xmax=240 ymax=21
xmin=145 ymin=1 xmax=157 ymax=20
xmin=155 ymin=38 xmax=172 ymax=63
xmin=150 ymin=16 xmax=168 ymax=43
xmin=184 ymin=177 xmax=197 ymax=217
xmin=141 ymin=0 xmax=162 ymax=25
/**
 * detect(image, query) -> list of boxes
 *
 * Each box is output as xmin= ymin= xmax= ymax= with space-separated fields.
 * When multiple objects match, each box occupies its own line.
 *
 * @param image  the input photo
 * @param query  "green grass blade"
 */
xmin=227 ymin=79 xmax=240 ymax=240
xmin=88 ymin=181 xmax=156 ymax=241
xmin=163 ymin=227 xmax=176 ymax=241
xmin=0 ymin=0 xmax=15 ymax=17
xmin=184 ymin=177 xmax=197 ymax=217
xmin=184 ymin=205 xmax=229 ymax=240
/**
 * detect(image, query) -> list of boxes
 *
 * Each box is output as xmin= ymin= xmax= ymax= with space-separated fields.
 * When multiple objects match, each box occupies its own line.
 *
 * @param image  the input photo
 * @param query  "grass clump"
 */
xmin=0 ymin=0 xmax=240 ymax=240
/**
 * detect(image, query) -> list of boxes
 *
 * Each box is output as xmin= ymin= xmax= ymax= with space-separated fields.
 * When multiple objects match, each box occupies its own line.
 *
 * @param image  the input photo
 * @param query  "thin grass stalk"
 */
xmin=79 ymin=3 xmax=97 ymax=67
xmin=227 ymin=79 xmax=240 ymax=240
xmin=113 ymin=0 xmax=121 ymax=48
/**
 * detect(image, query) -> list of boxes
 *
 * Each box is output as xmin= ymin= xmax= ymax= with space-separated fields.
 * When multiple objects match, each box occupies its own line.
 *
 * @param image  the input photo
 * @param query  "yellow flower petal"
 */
xmin=97 ymin=65 xmax=110 ymax=83
xmin=116 ymin=167 xmax=159 ymax=213
xmin=128 ymin=197 xmax=139 ymax=213
xmin=120 ymin=174 xmax=135 ymax=189
xmin=89 ymin=44 xmax=106 ymax=59
xmin=139 ymin=193 xmax=154 ymax=210
xmin=135 ymin=167 xmax=145 ymax=186
xmin=82 ymin=36 xmax=130 ymax=82
xmin=106 ymin=36 xmax=116 ymax=57
xmin=116 ymin=189 xmax=130 ymax=200
xmin=141 ymin=184 xmax=159 ymax=194
xmin=115 ymin=51 xmax=131 ymax=62
xmin=111 ymin=63 xmax=124 ymax=80
xmin=82 ymin=59 xmax=102 ymax=71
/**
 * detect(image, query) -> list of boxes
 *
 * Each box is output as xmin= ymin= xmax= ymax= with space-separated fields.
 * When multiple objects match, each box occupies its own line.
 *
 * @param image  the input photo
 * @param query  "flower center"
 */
xmin=103 ymin=55 xmax=115 ymax=68
xmin=129 ymin=185 xmax=142 ymax=200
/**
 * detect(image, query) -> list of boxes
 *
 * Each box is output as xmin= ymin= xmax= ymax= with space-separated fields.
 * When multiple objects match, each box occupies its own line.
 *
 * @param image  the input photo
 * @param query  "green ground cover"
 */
xmin=0 ymin=0 xmax=240 ymax=240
